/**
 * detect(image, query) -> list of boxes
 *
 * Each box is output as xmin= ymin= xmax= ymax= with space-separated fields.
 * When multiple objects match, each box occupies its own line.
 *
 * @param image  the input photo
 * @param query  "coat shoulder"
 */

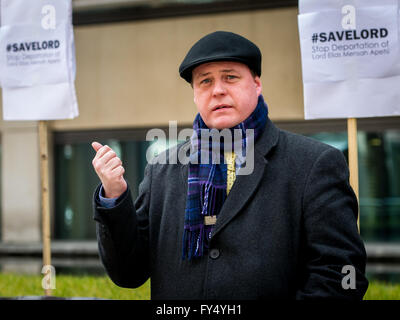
xmin=146 ymin=139 xmax=189 ymax=179
xmin=270 ymin=128 xmax=347 ymax=175
xmin=277 ymin=128 xmax=340 ymax=159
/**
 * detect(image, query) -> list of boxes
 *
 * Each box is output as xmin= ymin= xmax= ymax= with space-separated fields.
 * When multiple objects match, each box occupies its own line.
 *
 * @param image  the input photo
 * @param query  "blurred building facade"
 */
xmin=0 ymin=0 xmax=399 ymax=254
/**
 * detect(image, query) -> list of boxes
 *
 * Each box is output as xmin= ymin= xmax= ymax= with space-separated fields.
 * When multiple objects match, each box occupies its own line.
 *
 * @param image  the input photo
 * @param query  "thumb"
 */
xmin=92 ymin=141 xmax=103 ymax=152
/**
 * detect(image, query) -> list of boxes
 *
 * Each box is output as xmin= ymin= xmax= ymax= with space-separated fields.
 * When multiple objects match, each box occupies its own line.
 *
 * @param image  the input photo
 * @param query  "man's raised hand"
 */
xmin=91 ymin=141 xmax=127 ymax=199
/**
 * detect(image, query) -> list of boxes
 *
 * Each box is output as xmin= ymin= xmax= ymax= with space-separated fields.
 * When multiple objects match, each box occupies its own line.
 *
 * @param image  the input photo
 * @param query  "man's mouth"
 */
xmin=213 ymin=104 xmax=232 ymax=111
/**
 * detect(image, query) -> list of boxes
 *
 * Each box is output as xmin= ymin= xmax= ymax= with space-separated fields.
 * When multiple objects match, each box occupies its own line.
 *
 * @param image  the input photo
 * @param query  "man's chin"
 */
xmin=211 ymin=122 xmax=239 ymax=130
xmin=206 ymin=116 xmax=241 ymax=130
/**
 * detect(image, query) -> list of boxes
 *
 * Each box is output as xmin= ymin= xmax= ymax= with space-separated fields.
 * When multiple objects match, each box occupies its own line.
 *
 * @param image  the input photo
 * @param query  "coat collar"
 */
xmin=254 ymin=117 xmax=280 ymax=158
xmin=179 ymin=116 xmax=280 ymax=238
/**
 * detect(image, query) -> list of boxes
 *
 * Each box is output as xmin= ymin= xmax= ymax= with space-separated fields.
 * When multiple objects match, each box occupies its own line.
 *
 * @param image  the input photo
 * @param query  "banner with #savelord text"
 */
xmin=0 ymin=0 xmax=78 ymax=120
xmin=298 ymin=0 xmax=400 ymax=119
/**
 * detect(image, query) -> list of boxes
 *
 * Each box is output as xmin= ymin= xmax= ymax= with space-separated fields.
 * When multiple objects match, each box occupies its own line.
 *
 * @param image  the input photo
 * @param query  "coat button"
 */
xmin=209 ymin=248 xmax=220 ymax=259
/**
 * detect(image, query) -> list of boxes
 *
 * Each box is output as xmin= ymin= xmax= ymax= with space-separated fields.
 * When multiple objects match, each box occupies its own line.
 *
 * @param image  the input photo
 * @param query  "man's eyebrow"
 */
xmin=194 ymin=72 xmax=211 ymax=79
xmin=194 ymin=69 xmax=239 ymax=79
xmin=220 ymin=69 xmax=237 ymax=73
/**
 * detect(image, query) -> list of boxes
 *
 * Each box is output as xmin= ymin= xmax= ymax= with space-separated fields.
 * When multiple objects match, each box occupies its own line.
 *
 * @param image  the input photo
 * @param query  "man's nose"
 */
xmin=212 ymin=79 xmax=227 ymax=96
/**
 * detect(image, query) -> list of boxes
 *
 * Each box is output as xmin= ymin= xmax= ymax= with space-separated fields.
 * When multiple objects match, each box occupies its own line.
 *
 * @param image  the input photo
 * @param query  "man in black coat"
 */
xmin=92 ymin=31 xmax=368 ymax=299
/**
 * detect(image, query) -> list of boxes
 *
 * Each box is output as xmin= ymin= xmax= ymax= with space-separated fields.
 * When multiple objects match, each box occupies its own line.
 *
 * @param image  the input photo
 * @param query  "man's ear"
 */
xmin=254 ymin=76 xmax=262 ymax=96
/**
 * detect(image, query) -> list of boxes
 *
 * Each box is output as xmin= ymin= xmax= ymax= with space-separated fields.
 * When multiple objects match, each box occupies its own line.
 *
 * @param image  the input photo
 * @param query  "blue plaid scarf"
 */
xmin=182 ymin=94 xmax=269 ymax=260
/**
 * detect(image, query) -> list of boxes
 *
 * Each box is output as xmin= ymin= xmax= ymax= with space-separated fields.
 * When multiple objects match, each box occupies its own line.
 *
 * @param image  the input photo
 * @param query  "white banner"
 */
xmin=0 ymin=0 xmax=78 ymax=120
xmin=298 ymin=0 xmax=400 ymax=119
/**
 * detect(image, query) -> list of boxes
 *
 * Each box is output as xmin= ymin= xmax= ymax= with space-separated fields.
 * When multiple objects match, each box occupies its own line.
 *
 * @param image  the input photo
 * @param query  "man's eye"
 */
xmin=200 ymin=78 xmax=211 ymax=84
xmin=226 ymin=75 xmax=238 ymax=80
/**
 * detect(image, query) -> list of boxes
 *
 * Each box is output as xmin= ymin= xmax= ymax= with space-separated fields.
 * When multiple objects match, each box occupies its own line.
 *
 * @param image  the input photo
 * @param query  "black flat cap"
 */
xmin=179 ymin=31 xmax=262 ymax=83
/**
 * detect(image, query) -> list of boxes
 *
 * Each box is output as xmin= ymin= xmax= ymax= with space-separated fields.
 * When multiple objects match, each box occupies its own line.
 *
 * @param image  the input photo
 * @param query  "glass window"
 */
xmin=54 ymin=125 xmax=400 ymax=243
xmin=306 ymin=130 xmax=400 ymax=243
xmin=54 ymin=129 xmax=184 ymax=240
xmin=54 ymin=137 xmax=151 ymax=240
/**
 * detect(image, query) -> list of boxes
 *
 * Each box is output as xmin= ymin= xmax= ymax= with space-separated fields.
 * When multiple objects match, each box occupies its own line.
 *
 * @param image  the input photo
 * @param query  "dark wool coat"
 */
xmin=93 ymin=117 xmax=368 ymax=300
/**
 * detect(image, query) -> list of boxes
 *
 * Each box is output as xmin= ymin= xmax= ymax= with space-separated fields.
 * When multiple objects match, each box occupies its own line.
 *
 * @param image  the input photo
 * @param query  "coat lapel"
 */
xmin=179 ymin=141 xmax=190 ymax=185
xmin=211 ymin=118 xmax=280 ymax=238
